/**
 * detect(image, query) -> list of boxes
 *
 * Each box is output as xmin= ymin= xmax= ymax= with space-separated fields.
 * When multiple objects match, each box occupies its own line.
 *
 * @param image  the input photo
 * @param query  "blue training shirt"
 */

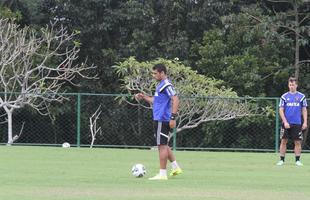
xmin=279 ymin=92 xmax=307 ymax=125
xmin=153 ymin=79 xmax=176 ymax=121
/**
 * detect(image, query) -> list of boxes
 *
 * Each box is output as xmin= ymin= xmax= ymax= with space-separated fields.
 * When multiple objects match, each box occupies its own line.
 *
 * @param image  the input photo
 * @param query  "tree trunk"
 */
xmin=7 ymin=110 xmax=13 ymax=145
xmin=294 ymin=3 xmax=300 ymax=80
xmin=90 ymin=137 xmax=95 ymax=148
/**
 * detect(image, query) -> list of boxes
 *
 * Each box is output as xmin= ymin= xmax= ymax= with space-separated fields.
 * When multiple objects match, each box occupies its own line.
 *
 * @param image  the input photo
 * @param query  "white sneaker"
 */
xmin=276 ymin=160 xmax=284 ymax=166
xmin=296 ymin=161 xmax=303 ymax=166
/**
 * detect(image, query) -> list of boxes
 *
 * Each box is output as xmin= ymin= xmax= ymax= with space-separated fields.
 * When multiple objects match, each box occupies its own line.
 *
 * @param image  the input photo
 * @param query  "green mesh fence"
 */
xmin=0 ymin=93 xmax=309 ymax=152
xmin=0 ymin=94 xmax=77 ymax=145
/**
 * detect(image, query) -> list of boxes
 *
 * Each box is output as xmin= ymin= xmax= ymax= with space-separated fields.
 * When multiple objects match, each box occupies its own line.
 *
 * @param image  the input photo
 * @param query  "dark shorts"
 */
xmin=280 ymin=124 xmax=303 ymax=141
xmin=153 ymin=121 xmax=171 ymax=145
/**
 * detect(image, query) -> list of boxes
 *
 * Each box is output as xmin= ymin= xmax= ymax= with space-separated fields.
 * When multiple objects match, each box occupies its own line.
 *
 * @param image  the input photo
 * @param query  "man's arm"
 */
xmin=169 ymin=95 xmax=179 ymax=129
xmin=135 ymin=93 xmax=153 ymax=104
xmin=302 ymin=107 xmax=307 ymax=130
xmin=171 ymin=95 xmax=179 ymax=115
xmin=279 ymin=107 xmax=290 ymax=129
xmin=143 ymin=95 xmax=154 ymax=104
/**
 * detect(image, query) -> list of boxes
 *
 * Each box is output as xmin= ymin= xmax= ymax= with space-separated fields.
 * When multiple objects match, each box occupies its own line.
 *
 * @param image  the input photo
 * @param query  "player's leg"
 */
xmin=279 ymin=138 xmax=288 ymax=159
xmin=292 ymin=125 xmax=303 ymax=166
xmin=277 ymin=127 xmax=288 ymax=165
xmin=167 ymin=147 xmax=175 ymax=162
xmin=167 ymin=148 xmax=182 ymax=176
xmin=159 ymin=144 xmax=168 ymax=171
xmin=294 ymin=140 xmax=302 ymax=156
xmin=149 ymin=121 xmax=169 ymax=180
xmin=158 ymin=122 xmax=170 ymax=172
xmin=294 ymin=140 xmax=303 ymax=166
xmin=278 ymin=139 xmax=287 ymax=163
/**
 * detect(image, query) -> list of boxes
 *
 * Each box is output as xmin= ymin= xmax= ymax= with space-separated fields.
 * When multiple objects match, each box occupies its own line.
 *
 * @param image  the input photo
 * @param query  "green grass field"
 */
xmin=0 ymin=146 xmax=310 ymax=200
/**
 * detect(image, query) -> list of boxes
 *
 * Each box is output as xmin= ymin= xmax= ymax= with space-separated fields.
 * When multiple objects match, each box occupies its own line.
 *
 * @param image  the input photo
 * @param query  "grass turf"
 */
xmin=0 ymin=146 xmax=309 ymax=200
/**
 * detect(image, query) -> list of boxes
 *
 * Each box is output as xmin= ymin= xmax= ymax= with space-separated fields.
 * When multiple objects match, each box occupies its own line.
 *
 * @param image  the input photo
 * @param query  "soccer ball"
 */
xmin=62 ymin=142 xmax=70 ymax=148
xmin=131 ymin=164 xmax=146 ymax=178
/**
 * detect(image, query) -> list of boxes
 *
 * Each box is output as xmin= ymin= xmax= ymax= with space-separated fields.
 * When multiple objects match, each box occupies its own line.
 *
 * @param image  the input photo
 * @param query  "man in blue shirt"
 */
xmin=277 ymin=77 xmax=308 ymax=166
xmin=135 ymin=63 xmax=182 ymax=180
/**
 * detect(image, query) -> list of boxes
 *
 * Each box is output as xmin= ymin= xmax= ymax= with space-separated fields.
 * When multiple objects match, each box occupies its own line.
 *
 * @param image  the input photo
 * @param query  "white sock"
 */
xmin=159 ymin=169 xmax=167 ymax=176
xmin=171 ymin=161 xmax=180 ymax=170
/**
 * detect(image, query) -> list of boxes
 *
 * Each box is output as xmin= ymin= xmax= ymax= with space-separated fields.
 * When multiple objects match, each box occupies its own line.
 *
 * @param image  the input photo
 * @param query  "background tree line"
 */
xmin=2 ymin=0 xmax=309 ymax=96
xmin=0 ymin=0 xmax=309 ymax=149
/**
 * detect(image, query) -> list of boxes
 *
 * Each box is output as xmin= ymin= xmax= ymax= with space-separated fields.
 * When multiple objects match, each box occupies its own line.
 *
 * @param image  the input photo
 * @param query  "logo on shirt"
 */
xmin=286 ymin=102 xmax=300 ymax=107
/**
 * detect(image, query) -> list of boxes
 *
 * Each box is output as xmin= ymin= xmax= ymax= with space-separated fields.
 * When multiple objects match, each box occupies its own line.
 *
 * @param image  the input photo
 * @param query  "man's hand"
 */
xmin=283 ymin=122 xmax=290 ymax=129
xmin=169 ymin=120 xmax=176 ymax=129
xmin=134 ymin=93 xmax=144 ymax=101
xmin=302 ymin=122 xmax=307 ymax=130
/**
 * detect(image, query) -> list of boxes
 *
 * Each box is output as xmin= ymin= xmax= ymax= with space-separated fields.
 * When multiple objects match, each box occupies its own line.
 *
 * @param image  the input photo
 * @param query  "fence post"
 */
xmin=172 ymin=128 xmax=176 ymax=151
xmin=275 ymin=98 xmax=280 ymax=153
xmin=77 ymin=93 xmax=81 ymax=147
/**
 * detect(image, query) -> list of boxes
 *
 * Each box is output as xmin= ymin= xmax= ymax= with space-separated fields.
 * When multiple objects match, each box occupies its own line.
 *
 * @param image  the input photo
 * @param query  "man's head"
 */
xmin=288 ymin=77 xmax=298 ymax=93
xmin=152 ymin=64 xmax=167 ymax=81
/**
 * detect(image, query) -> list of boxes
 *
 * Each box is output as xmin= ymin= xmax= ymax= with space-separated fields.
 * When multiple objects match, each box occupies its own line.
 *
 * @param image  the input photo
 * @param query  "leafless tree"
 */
xmin=0 ymin=19 xmax=95 ymax=144
xmin=89 ymin=105 xmax=102 ymax=148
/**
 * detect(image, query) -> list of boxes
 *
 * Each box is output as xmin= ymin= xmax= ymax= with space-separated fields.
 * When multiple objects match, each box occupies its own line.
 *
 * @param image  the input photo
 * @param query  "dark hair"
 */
xmin=288 ymin=77 xmax=297 ymax=84
xmin=153 ymin=63 xmax=167 ymax=74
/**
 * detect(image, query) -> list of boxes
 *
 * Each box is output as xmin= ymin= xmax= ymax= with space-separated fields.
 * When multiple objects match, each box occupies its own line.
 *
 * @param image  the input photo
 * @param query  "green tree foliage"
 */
xmin=2 ymin=0 xmax=309 ymax=96
xmin=21 ymin=0 xmax=240 ymax=93
xmin=115 ymin=57 xmax=237 ymax=97
xmin=0 ymin=5 xmax=22 ymax=20
xmin=115 ymin=57 xmax=259 ymax=133
xmin=254 ymin=0 xmax=310 ymax=92
xmin=195 ymin=5 xmax=296 ymax=97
